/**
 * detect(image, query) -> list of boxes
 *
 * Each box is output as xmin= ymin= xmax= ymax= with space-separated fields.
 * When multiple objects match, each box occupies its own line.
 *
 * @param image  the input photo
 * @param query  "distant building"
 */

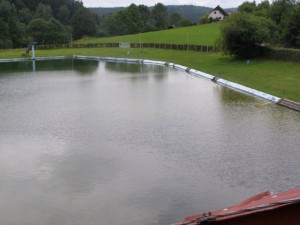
xmin=208 ymin=5 xmax=229 ymax=21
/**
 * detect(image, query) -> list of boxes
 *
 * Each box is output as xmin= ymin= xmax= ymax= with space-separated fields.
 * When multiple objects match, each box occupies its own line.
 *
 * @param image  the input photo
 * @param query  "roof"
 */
xmin=209 ymin=5 xmax=229 ymax=16
xmin=171 ymin=187 xmax=300 ymax=225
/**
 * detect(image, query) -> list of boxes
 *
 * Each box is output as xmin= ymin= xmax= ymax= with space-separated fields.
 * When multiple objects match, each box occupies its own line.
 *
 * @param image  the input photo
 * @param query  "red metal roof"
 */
xmin=171 ymin=187 xmax=300 ymax=225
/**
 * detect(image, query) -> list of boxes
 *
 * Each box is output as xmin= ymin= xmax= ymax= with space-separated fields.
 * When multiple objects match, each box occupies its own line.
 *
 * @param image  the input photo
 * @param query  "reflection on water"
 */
xmin=0 ymin=60 xmax=299 ymax=225
xmin=0 ymin=59 xmax=98 ymax=74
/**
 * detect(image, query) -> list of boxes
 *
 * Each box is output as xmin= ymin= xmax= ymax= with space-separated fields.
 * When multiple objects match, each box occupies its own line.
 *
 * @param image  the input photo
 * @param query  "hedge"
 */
xmin=264 ymin=47 xmax=300 ymax=63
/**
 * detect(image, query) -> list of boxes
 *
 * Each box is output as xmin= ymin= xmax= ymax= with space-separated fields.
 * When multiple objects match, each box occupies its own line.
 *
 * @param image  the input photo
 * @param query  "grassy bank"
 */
xmin=0 ymin=47 xmax=299 ymax=102
xmin=76 ymin=24 xmax=221 ymax=46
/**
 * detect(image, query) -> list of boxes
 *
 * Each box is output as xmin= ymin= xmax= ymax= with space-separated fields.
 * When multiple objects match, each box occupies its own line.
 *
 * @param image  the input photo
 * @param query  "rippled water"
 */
xmin=0 ymin=59 xmax=299 ymax=225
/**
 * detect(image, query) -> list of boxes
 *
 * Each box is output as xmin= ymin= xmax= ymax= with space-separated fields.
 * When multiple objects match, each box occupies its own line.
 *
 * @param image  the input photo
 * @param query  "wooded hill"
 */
xmin=0 ymin=0 xmax=237 ymax=49
xmin=0 ymin=0 xmax=98 ymax=48
xmin=90 ymin=5 xmax=214 ymax=23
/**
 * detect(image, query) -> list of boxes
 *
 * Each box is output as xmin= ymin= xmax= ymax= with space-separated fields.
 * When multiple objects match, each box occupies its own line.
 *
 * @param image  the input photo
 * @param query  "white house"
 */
xmin=208 ymin=5 xmax=229 ymax=21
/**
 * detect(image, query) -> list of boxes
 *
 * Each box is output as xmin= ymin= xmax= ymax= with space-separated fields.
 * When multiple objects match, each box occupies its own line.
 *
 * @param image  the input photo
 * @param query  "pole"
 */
xmin=139 ymin=32 xmax=141 ymax=48
xmin=186 ymin=32 xmax=189 ymax=50
xmin=31 ymin=43 xmax=35 ymax=59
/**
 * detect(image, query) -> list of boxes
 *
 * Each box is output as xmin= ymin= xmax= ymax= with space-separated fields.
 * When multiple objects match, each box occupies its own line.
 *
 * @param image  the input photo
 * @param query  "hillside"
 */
xmin=76 ymin=23 xmax=221 ymax=46
xmin=166 ymin=5 xmax=211 ymax=22
xmin=89 ymin=7 xmax=125 ymax=17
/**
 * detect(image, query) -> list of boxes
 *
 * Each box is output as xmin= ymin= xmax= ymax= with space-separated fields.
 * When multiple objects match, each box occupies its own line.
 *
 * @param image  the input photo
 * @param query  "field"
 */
xmin=76 ymin=23 xmax=221 ymax=45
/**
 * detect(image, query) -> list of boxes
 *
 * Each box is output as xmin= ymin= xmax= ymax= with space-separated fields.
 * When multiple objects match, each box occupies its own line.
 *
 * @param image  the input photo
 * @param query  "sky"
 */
xmin=82 ymin=0 xmax=265 ymax=8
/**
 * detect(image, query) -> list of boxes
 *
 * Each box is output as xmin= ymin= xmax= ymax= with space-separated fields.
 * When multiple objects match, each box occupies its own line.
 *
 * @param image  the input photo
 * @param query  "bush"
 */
xmin=199 ymin=13 xmax=209 ymax=24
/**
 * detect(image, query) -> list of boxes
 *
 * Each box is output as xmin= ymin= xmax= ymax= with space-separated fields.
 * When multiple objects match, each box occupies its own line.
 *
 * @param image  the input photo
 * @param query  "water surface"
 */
xmin=0 ymin=59 xmax=299 ymax=225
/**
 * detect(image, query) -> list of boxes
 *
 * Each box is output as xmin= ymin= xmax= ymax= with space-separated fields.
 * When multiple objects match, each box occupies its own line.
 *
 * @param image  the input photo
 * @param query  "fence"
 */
xmin=36 ymin=42 xmax=219 ymax=52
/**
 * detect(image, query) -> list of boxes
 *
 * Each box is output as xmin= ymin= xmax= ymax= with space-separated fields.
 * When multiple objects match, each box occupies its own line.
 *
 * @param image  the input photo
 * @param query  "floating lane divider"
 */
xmin=72 ymin=56 xmax=292 ymax=108
xmin=169 ymin=62 xmax=279 ymax=102
xmin=164 ymin=62 xmax=281 ymax=103
xmin=216 ymin=78 xmax=281 ymax=102
xmin=73 ymin=55 xmax=145 ymax=64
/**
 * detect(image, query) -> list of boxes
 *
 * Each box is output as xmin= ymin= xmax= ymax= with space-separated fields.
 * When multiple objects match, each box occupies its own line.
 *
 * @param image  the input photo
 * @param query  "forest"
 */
xmin=0 ymin=0 xmax=300 ymax=51
xmin=0 ymin=0 xmax=202 ymax=48
xmin=0 ymin=0 xmax=93 ymax=48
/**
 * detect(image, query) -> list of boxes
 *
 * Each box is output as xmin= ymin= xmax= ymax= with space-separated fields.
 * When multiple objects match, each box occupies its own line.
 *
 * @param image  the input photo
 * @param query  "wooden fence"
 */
xmin=36 ymin=43 xmax=219 ymax=52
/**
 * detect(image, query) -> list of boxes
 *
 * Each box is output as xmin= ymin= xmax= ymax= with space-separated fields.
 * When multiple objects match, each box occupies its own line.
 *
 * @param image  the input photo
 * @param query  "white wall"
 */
xmin=208 ymin=10 xmax=225 ymax=20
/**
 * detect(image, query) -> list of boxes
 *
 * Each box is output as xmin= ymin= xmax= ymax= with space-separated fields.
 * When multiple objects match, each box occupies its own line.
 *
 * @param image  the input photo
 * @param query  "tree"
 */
xmin=219 ymin=12 xmax=276 ymax=59
xmin=18 ymin=7 xmax=34 ymax=24
xmin=138 ymin=4 xmax=150 ymax=31
xmin=10 ymin=0 xmax=26 ymax=10
xmin=180 ymin=18 xmax=194 ymax=27
xmin=238 ymin=1 xmax=256 ymax=13
xmin=254 ymin=0 xmax=270 ymax=17
xmin=35 ymin=3 xmax=53 ymax=20
xmin=47 ymin=18 xmax=70 ymax=44
xmin=8 ymin=16 xmax=26 ymax=47
xmin=72 ymin=8 xmax=97 ymax=39
xmin=269 ymin=0 xmax=296 ymax=25
xmin=151 ymin=3 xmax=168 ymax=30
xmin=0 ymin=0 xmax=17 ymax=22
xmin=57 ymin=5 xmax=70 ymax=25
xmin=0 ymin=18 xmax=12 ymax=49
xmin=199 ymin=13 xmax=209 ymax=24
xmin=28 ymin=18 xmax=50 ymax=44
xmin=126 ymin=4 xmax=143 ymax=34
xmin=168 ymin=12 xmax=182 ymax=27
xmin=281 ymin=5 xmax=300 ymax=47
xmin=102 ymin=4 xmax=148 ymax=36
xmin=102 ymin=14 xmax=118 ymax=36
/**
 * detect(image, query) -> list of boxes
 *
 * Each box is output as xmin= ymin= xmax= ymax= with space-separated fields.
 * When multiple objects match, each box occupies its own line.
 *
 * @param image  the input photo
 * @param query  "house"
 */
xmin=208 ymin=5 xmax=229 ymax=21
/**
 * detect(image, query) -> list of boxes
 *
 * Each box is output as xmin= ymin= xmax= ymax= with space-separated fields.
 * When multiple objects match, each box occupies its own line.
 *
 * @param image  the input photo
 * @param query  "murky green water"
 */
xmin=0 ymin=59 xmax=299 ymax=225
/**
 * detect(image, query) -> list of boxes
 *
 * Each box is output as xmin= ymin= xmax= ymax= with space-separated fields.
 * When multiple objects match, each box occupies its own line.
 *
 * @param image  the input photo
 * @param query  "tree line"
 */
xmin=90 ymin=5 xmax=212 ymax=23
xmin=98 ymin=3 xmax=195 ymax=37
xmin=0 ymin=0 xmax=99 ymax=48
xmin=0 ymin=0 xmax=196 ymax=49
xmin=218 ymin=0 xmax=300 ymax=59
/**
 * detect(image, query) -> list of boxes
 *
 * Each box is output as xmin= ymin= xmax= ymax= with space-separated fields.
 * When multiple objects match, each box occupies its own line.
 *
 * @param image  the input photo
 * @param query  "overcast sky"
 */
xmin=82 ymin=0 xmax=265 ymax=8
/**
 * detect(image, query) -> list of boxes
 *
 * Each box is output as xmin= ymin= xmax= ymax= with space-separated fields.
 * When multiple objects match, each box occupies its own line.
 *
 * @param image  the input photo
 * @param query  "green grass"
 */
xmin=1 ymin=47 xmax=299 ymax=102
xmin=76 ymin=24 xmax=221 ymax=45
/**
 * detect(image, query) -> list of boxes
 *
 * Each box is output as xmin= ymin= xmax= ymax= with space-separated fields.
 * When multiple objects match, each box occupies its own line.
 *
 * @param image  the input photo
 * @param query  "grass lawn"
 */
xmin=76 ymin=24 xmax=221 ymax=46
xmin=1 ymin=47 xmax=299 ymax=102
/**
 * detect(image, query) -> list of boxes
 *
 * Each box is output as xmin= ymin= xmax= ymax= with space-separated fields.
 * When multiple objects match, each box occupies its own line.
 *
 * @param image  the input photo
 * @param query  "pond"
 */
xmin=0 ymin=59 xmax=299 ymax=225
